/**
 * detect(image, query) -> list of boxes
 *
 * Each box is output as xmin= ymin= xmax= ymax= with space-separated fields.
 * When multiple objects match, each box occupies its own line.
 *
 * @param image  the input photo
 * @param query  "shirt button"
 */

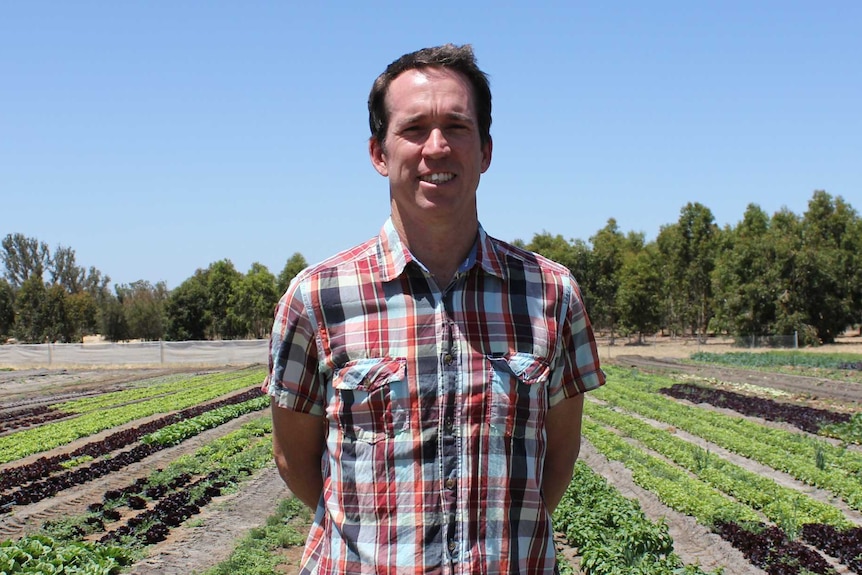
xmin=444 ymin=417 xmax=454 ymax=434
xmin=445 ymin=478 xmax=456 ymax=489
xmin=448 ymin=540 xmax=457 ymax=553
xmin=444 ymin=353 xmax=454 ymax=365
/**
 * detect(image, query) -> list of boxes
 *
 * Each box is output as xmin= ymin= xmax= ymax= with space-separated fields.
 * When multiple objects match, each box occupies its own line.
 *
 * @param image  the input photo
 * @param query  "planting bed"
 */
xmin=2 ymin=338 xmax=862 ymax=574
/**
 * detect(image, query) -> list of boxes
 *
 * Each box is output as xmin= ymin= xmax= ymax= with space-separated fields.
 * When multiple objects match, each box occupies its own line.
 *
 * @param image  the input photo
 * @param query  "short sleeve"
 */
xmin=548 ymin=275 xmax=605 ymax=408
xmin=266 ymin=279 xmax=325 ymax=416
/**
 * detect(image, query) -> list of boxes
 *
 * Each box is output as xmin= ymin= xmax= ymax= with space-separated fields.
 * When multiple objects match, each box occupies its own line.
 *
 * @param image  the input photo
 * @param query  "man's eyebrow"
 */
xmin=396 ymin=112 xmax=475 ymax=126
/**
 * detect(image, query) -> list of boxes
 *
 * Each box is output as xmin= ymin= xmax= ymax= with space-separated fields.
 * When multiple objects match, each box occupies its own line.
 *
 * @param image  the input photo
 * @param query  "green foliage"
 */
xmin=689 ymin=351 xmax=862 ymax=370
xmin=201 ymin=497 xmax=310 ymax=575
xmin=596 ymin=365 xmax=862 ymax=513
xmin=0 ymin=278 xmax=15 ymax=341
xmin=0 ymin=535 xmax=132 ymax=574
xmin=229 ymin=262 xmax=279 ymax=339
xmin=616 ymin=244 xmax=664 ymax=341
xmin=554 ymin=462 xmax=720 ymax=575
xmin=0 ymin=369 xmax=266 ymax=464
xmin=13 ymin=275 xmax=47 ymax=343
xmin=165 ymin=269 xmax=210 ymax=341
xmin=116 ymin=280 xmax=168 ymax=341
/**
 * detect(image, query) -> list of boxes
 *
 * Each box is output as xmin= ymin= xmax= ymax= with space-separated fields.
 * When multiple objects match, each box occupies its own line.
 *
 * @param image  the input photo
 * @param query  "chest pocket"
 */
xmin=487 ymin=353 xmax=550 ymax=438
xmin=331 ymin=357 xmax=409 ymax=444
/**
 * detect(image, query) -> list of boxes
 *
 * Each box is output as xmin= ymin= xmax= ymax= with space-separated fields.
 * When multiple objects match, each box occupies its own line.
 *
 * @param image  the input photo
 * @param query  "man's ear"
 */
xmin=480 ymin=136 xmax=493 ymax=173
xmin=369 ymin=137 xmax=388 ymax=177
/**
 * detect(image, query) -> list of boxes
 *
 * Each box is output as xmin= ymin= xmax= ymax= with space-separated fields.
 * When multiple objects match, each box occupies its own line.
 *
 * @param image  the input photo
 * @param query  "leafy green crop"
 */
xmin=689 ymin=351 xmax=862 ymax=373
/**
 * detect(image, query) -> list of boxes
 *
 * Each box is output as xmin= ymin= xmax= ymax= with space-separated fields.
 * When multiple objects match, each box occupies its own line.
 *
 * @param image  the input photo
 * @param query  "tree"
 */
xmin=794 ymin=191 xmax=861 ymax=343
xmin=589 ymin=219 xmax=634 ymax=341
xmin=0 ymin=278 xmax=14 ymax=341
xmin=49 ymin=246 xmax=85 ymax=293
xmin=617 ymin=244 xmax=664 ymax=343
xmin=657 ymin=203 xmax=719 ymax=339
xmin=13 ymin=275 xmax=47 ymax=343
xmin=118 ymin=280 xmax=168 ymax=341
xmin=711 ymin=204 xmax=779 ymax=336
xmin=229 ymin=262 xmax=279 ymax=339
xmin=101 ymin=294 xmax=130 ymax=342
xmin=206 ymin=260 xmax=243 ymax=339
xmin=43 ymin=284 xmax=75 ymax=343
xmin=1 ymin=233 xmax=50 ymax=289
xmin=277 ymin=253 xmax=308 ymax=296
xmin=165 ymin=270 xmax=210 ymax=341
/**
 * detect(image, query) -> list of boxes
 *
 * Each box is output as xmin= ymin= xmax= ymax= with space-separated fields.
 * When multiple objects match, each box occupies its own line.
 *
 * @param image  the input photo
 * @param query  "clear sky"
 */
xmin=2 ymin=2 xmax=859 ymax=290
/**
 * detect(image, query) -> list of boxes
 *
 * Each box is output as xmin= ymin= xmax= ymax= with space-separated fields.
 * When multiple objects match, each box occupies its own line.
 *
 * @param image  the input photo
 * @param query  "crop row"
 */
xmin=581 ymin=418 xmax=839 ymax=574
xmin=553 ymin=461 xmax=717 ymax=574
xmin=0 ymin=387 xmax=264 ymax=493
xmin=594 ymin=366 xmax=862 ymax=511
xmin=0 ymin=369 xmax=266 ymax=464
xmin=659 ymin=382 xmax=852 ymax=436
xmin=585 ymin=401 xmax=851 ymax=530
xmin=0 ymin=391 xmax=267 ymax=511
xmin=0 ymin=405 xmax=73 ymax=433
xmin=54 ymin=369 xmax=261 ymax=413
xmin=2 ymin=418 xmax=274 ymax=574
xmin=691 ymin=351 xmax=862 ymax=370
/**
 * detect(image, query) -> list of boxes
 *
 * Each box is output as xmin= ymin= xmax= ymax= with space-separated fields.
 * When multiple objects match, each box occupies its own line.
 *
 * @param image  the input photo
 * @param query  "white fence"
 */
xmin=0 ymin=339 xmax=269 ymax=368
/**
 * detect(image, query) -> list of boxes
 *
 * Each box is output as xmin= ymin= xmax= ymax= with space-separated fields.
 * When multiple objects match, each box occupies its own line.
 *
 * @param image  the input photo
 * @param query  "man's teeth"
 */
xmin=421 ymin=173 xmax=454 ymax=184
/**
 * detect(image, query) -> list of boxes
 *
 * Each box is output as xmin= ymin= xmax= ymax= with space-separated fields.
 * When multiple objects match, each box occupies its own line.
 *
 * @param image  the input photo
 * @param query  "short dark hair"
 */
xmin=368 ymin=44 xmax=492 ymax=147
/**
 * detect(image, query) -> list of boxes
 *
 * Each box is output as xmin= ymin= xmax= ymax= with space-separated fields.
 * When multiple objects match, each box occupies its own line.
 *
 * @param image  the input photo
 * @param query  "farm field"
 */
xmin=2 ymin=337 xmax=862 ymax=574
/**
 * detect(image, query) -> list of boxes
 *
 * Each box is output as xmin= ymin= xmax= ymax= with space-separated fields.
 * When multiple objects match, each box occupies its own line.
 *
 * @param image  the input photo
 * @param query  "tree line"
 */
xmin=0 ymin=236 xmax=307 ymax=344
xmin=2 ymin=190 xmax=859 ymax=346
xmin=519 ymin=190 xmax=861 ymax=345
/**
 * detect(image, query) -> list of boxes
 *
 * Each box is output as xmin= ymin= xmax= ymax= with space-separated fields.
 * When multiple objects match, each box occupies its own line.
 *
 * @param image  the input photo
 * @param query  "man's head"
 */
xmin=368 ymin=44 xmax=492 ymax=148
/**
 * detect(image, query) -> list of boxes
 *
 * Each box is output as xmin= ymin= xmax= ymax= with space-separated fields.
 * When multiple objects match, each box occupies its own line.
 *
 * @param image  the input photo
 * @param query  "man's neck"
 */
xmin=391 ymin=211 xmax=478 ymax=287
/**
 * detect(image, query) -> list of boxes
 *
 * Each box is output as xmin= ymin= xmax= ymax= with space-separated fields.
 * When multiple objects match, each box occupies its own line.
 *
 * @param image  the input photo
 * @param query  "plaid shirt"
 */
xmin=266 ymin=219 xmax=604 ymax=575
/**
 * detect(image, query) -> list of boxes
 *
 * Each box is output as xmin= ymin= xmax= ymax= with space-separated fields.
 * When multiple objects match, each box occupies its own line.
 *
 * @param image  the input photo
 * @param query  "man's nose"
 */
xmin=424 ymin=128 xmax=450 ymax=157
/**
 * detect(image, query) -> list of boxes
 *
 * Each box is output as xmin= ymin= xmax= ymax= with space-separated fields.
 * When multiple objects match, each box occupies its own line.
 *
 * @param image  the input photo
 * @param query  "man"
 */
xmin=266 ymin=44 xmax=605 ymax=574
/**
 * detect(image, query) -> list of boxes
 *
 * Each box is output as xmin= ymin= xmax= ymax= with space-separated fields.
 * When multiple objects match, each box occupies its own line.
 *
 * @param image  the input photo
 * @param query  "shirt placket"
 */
xmin=440 ymin=290 xmax=461 ymax=570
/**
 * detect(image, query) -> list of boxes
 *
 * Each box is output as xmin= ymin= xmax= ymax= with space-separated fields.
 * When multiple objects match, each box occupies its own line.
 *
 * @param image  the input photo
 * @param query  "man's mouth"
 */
xmin=419 ymin=172 xmax=455 ymax=184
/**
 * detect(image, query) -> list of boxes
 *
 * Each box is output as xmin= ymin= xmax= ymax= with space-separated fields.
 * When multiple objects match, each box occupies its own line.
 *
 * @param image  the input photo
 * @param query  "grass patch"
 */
xmin=197 ymin=497 xmax=310 ymax=575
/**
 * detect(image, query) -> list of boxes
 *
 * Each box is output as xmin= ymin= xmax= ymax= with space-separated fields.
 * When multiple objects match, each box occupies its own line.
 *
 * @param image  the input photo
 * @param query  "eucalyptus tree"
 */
xmin=230 ymin=262 xmax=279 ymax=339
xmin=0 ymin=278 xmax=15 ymax=341
xmin=794 ymin=191 xmax=861 ymax=342
xmin=1 ymin=234 xmax=50 ymax=289
xmin=117 ymin=280 xmax=169 ymax=341
xmin=165 ymin=270 xmax=210 ymax=341
xmin=206 ymin=259 xmax=243 ymax=339
xmin=657 ymin=203 xmax=720 ymax=339
xmin=13 ymin=275 xmax=47 ymax=343
xmin=589 ymin=219 xmax=640 ymax=342
xmin=616 ymin=243 xmax=663 ymax=343
xmin=711 ymin=204 xmax=778 ymax=336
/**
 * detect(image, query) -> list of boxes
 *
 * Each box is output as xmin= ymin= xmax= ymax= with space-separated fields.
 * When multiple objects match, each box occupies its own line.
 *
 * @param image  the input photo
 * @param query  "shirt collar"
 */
xmin=376 ymin=217 xmax=506 ymax=282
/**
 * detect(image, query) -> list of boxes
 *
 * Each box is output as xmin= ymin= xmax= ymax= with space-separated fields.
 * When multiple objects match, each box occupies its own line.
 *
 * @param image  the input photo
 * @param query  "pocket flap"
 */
xmin=333 ymin=357 xmax=407 ymax=392
xmin=488 ymin=352 xmax=550 ymax=385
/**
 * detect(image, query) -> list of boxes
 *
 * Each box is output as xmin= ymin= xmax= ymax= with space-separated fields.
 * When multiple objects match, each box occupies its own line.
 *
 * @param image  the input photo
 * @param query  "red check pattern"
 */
xmin=266 ymin=219 xmax=605 ymax=574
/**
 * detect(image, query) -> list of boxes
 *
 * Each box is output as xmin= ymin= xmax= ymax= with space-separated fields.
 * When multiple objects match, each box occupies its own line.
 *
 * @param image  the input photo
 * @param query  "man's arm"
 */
xmin=271 ymin=398 xmax=327 ymax=510
xmin=542 ymin=393 xmax=584 ymax=513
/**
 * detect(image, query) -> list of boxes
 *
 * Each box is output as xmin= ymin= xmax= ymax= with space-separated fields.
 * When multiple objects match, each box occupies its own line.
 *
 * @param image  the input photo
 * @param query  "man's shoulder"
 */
xmin=294 ymin=237 xmax=379 ymax=283
xmin=487 ymin=235 xmax=573 ymax=279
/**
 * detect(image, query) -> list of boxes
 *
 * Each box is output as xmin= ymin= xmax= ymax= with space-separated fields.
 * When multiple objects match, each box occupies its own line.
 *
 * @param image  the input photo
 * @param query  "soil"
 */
xmin=2 ymin=337 xmax=861 ymax=574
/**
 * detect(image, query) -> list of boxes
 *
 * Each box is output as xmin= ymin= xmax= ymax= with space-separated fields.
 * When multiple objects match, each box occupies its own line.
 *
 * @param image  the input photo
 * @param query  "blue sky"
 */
xmin=2 ymin=2 xmax=859 ymax=290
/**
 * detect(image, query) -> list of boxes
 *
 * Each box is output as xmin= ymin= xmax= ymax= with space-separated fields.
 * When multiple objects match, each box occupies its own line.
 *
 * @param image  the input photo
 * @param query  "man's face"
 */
xmin=370 ymin=67 xmax=492 ymax=228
